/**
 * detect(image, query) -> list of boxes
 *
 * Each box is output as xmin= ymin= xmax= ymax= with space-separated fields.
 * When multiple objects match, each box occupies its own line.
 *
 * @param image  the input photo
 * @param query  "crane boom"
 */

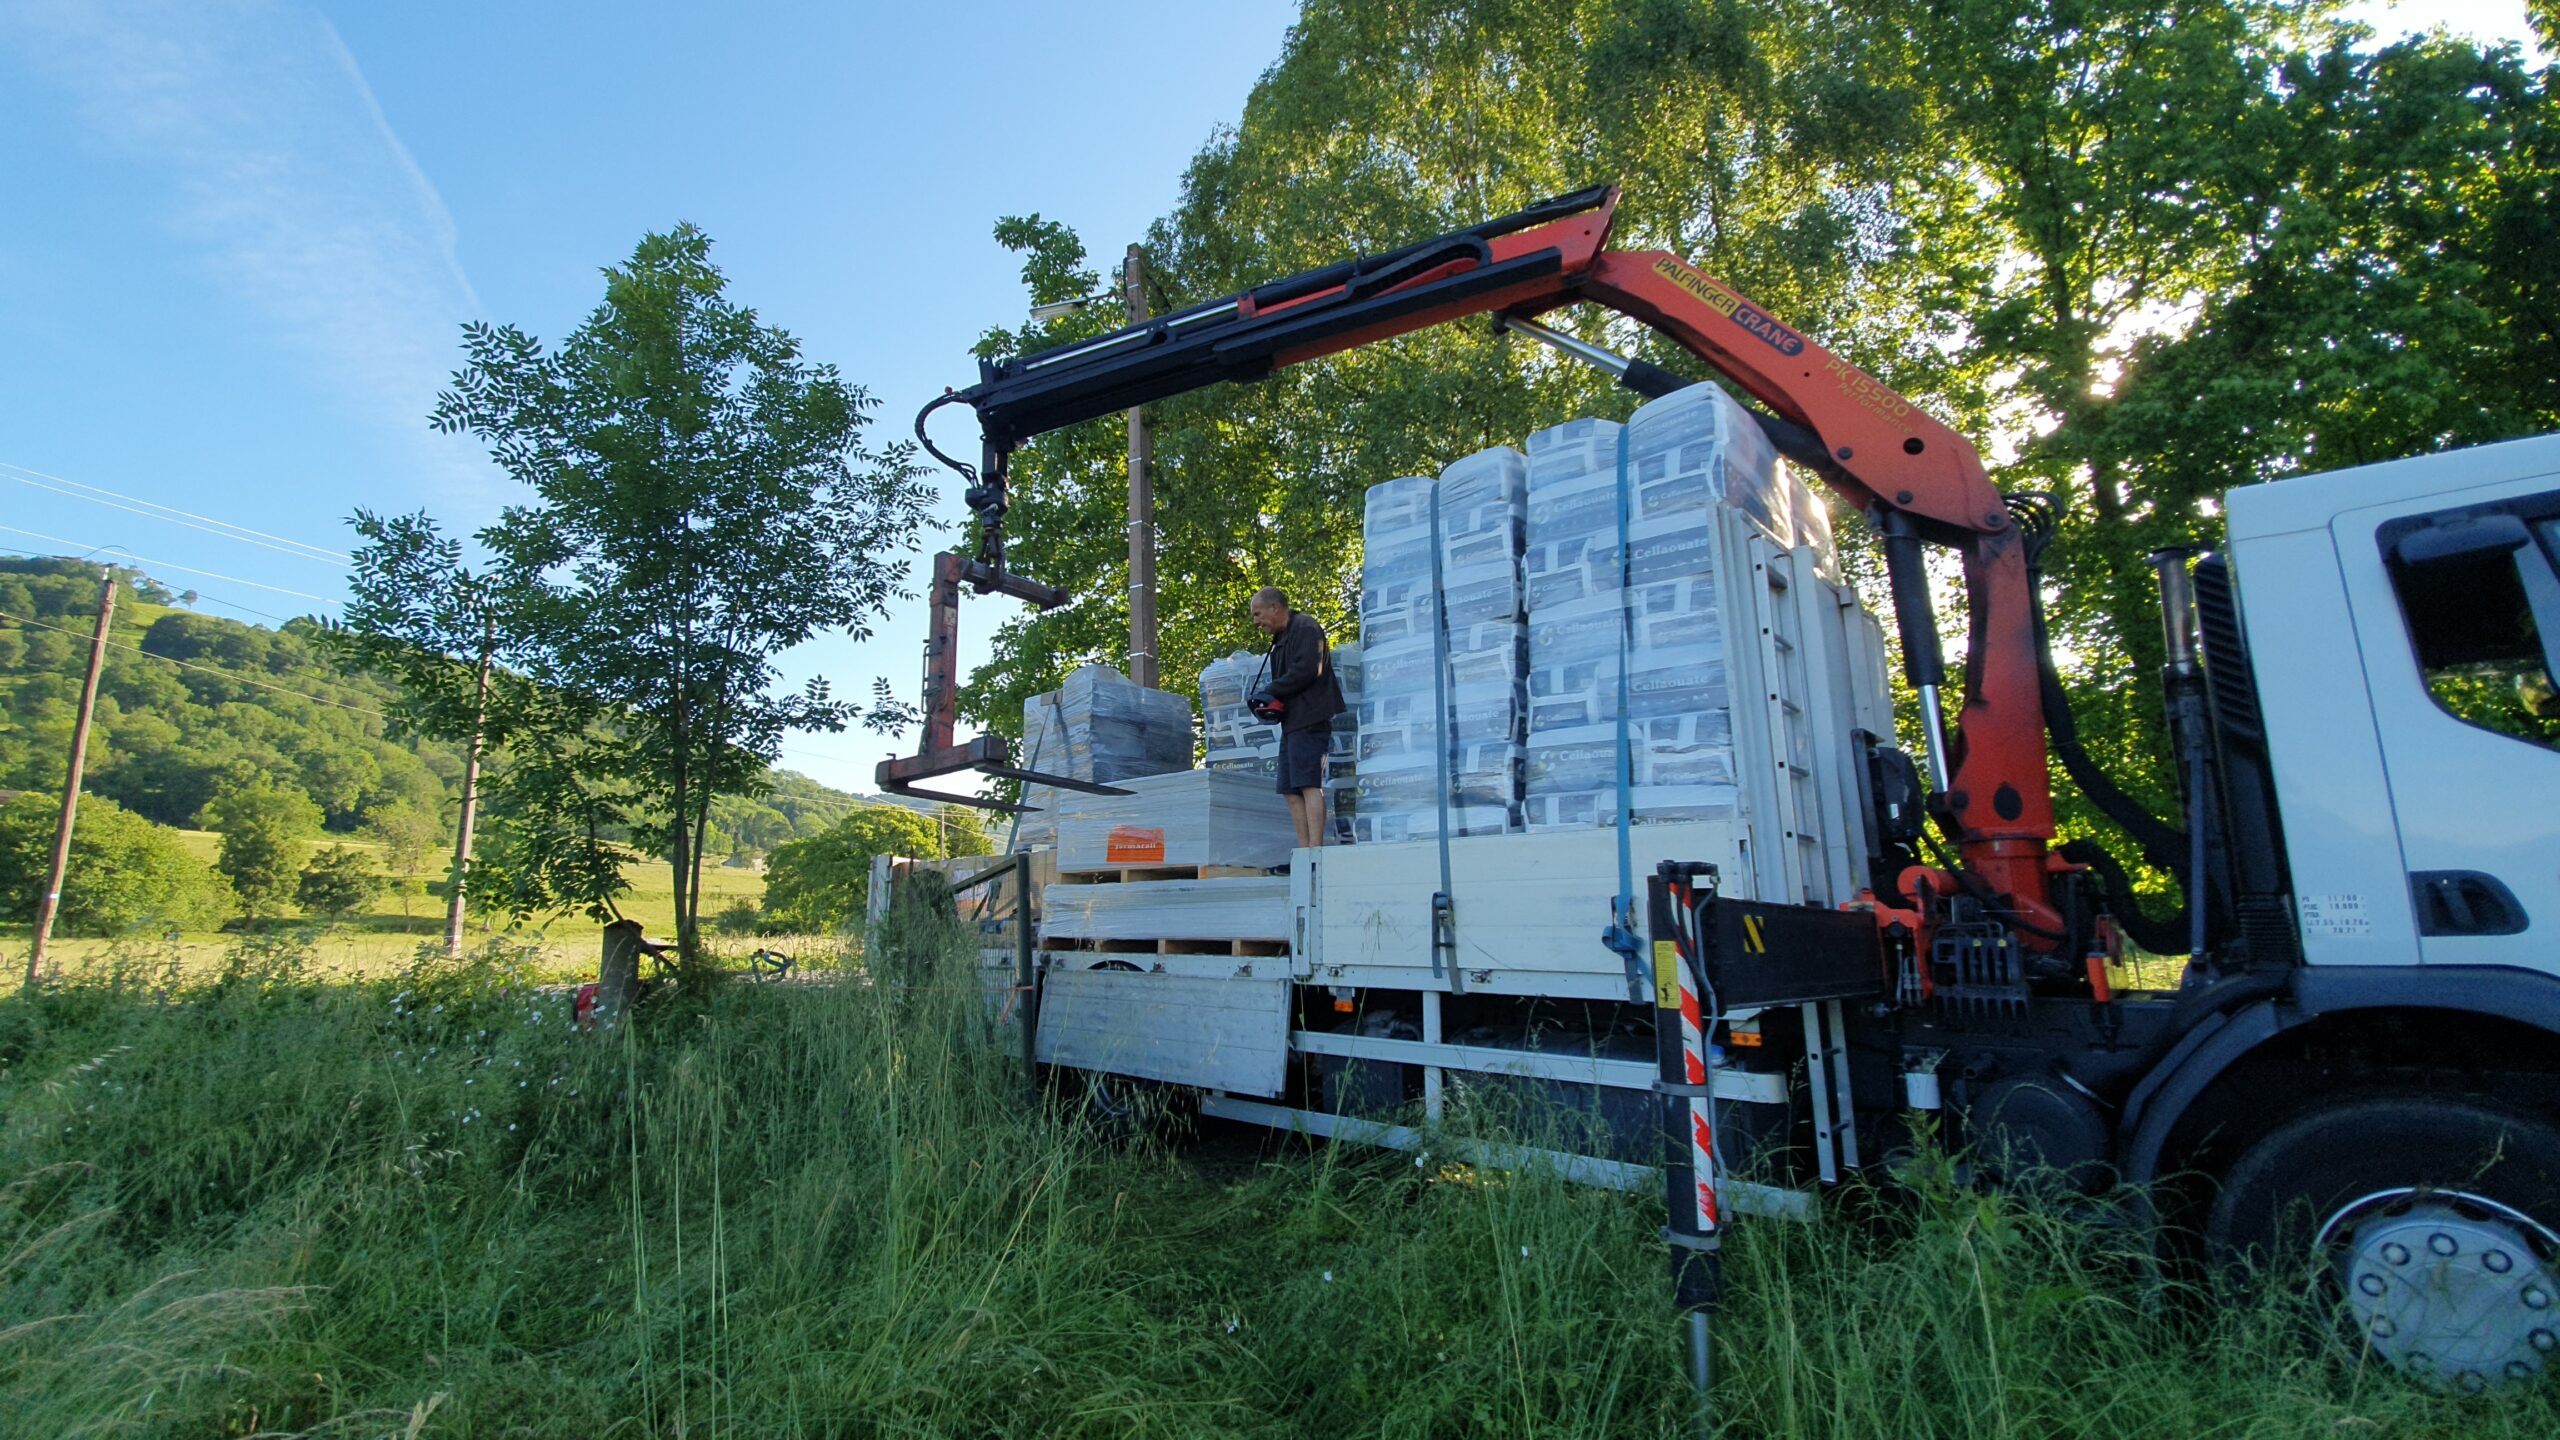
xmin=900 ymin=184 xmax=2068 ymax=943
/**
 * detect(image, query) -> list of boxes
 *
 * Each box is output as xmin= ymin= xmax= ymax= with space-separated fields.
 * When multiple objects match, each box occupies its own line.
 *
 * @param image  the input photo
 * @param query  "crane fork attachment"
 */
xmin=874 ymin=548 xmax=1132 ymax=814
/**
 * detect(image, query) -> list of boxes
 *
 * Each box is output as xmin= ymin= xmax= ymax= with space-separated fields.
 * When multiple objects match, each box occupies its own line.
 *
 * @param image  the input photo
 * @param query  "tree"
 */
xmin=0 ymin=791 xmax=235 ymax=935
xmin=295 ymin=844 xmax=383 ymax=922
xmin=960 ymin=0 xmax=2556 ymax=908
xmin=1854 ymin=11 xmax=2557 ymax=895
xmin=359 ymin=801 xmax=440 ymax=916
xmin=203 ymin=774 xmax=320 ymax=922
xmin=419 ymin=225 xmax=933 ymax=960
xmin=959 ymin=0 xmax=1956 ymax=740
xmin=761 ymin=806 xmax=948 ymax=935
xmin=939 ymin=802 xmax=994 ymax=858
xmin=331 ymin=512 xmax=523 ymax=954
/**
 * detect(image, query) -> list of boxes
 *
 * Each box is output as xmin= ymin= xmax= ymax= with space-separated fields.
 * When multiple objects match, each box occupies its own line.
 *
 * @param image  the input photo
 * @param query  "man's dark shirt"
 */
xmin=1267 ymin=611 xmax=1345 ymax=732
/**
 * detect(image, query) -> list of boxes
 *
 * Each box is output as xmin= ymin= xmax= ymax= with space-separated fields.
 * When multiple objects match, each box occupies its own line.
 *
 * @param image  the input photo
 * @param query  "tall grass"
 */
xmin=3 ymin=913 xmax=2555 ymax=1437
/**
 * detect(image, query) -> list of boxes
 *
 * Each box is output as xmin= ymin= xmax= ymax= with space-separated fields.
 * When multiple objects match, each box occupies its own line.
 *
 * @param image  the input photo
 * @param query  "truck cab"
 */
xmin=2228 ymin=432 xmax=2560 ymax=974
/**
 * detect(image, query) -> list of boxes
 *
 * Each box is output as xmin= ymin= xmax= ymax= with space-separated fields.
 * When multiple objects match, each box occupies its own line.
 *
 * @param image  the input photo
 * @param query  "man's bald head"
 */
xmin=1250 ymin=586 xmax=1290 ymax=635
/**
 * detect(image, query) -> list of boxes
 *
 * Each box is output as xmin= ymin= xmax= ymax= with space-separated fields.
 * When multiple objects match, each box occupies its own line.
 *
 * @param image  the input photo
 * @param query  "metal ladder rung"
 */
xmin=1801 ymin=998 xmax=1862 ymax=1186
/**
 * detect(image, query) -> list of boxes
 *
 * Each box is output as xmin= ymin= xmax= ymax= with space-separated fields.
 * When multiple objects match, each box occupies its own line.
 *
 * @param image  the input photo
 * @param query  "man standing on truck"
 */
xmin=1250 ymin=586 xmax=1344 ymax=849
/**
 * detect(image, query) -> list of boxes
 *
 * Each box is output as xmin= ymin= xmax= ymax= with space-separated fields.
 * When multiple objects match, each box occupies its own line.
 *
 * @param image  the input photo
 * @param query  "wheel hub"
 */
xmin=2320 ymin=1187 xmax=2560 ymax=1390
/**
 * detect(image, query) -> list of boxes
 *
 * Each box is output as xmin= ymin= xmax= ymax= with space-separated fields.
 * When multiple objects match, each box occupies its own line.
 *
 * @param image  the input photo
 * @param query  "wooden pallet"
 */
xmin=1045 ymin=936 xmax=1291 ymax=957
xmin=1050 ymin=863 xmax=1274 ymax=885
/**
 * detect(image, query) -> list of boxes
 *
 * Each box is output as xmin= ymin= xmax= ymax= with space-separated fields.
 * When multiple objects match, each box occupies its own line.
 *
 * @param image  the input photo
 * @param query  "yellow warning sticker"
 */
xmin=1653 ymin=940 xmax=1680 ymax=1009
xmin=1743 ymin=914 xmax=1768 ymax=954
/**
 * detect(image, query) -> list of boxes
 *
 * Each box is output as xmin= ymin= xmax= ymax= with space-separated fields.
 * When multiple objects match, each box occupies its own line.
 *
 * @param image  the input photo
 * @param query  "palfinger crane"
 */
xmin=886 ymin=184 xmax=2079 ymax=953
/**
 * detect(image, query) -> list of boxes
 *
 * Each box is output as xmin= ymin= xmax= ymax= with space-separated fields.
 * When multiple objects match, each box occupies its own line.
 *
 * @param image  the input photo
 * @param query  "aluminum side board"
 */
xmin=1035 ymin=967 xmax=1291 ymax=1097
xmin=1296 ymin=820 xmax=1757 ymax=1000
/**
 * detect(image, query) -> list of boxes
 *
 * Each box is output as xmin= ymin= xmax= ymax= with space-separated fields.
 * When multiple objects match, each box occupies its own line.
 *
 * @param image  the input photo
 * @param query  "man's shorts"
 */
xmin=1277 ymin=727 xmax=1327 ymax=794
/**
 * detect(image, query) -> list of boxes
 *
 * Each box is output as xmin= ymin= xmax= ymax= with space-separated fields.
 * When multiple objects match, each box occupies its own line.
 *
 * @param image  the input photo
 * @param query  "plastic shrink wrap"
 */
xmin=1052 ymin=770 xmax=1299 ymax=873
xmin=1200 ymin=642 xmax=1362 ymax=844
xmin=1354 ymin=450 xmax=1529 ymax=842
xmin=1521 ymin=384 xmax=1798 ymax=831
xmin=1015 ymin=663 xmax=1194 ymax=848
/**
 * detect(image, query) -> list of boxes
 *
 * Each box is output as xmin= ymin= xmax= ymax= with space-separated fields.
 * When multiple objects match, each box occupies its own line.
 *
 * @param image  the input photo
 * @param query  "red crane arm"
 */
xmin=926 ymin=185 xmax=2065 ymax=937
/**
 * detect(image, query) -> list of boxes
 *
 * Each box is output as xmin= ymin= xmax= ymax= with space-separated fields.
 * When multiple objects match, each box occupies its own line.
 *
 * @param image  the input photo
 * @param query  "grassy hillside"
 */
xmin=3 ymin=556 xmax=943 ymax=966
xmin=1 ymin=555 xmax=881 ymax=862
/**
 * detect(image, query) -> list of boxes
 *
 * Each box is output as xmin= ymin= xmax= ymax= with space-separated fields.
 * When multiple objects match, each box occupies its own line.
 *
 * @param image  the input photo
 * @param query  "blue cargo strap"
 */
xmin=1601 ymin=422 xmax=1645 ymax=1001
xmin=1427 ymin=479 xmax=1460 ymax=989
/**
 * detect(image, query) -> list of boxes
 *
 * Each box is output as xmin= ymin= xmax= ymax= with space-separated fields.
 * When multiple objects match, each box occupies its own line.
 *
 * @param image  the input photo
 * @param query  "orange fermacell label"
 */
xmin=1105 ymin=826 xmax=1167 ymax=864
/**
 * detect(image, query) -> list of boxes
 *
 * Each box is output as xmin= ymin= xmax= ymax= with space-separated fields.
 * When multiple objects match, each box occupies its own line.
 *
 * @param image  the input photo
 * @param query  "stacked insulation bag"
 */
xmin=1520 ymin=383 xmax=1794 ymax=831
xmin=1200 ymin=644 xmax=1364 ymax=843
xmin=1353 ymin=448 xmax=1531 ymax=843
xmin=1323 ymin=644 xmax=1362 ymax=842
xmin=1015 ymin=663 xmax=1196 ymax=849
xmin=1199 ymin=650 xmax=1276 ymax=771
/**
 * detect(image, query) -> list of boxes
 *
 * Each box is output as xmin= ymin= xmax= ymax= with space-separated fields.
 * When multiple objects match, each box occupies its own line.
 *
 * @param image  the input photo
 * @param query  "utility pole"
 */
xmin=27 ymin=567 xmax=117 ymax=986
xmin=1124 ymin=243 xmax=1159 ymax=689
xmin=444 ymin=609 xmax=495 ymax=958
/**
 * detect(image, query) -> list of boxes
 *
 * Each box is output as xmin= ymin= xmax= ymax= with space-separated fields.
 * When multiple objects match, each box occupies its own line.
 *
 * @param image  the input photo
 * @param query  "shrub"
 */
xmin=761 ymin=806 xmax=944 ymax=933
xmin=712 ymin=897 xmax=763 ymax=937
xmin=202 ymin=775 xmax=321 ymax=920
xmin=295 ymin=844 xmax=384 ymax=920
xmin=0 ymin=791 xmax=236 ymax=934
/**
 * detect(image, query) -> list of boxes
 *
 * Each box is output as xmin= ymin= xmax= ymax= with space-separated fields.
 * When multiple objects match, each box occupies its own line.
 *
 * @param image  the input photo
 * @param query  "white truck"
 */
xmin=886 ymin=187 xmax=2560 ymax=1387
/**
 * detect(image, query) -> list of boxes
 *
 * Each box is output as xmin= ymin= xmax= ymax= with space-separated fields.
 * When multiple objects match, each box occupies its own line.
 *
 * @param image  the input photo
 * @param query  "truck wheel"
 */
xmin=1071 ymin=1068 xmax=1195 ymax=1145
xmin=2206 ymin=1095 xmax=2560 ymax=1389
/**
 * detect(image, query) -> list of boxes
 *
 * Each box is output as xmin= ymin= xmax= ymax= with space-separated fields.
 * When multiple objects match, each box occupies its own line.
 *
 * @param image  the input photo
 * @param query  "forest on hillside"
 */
xmin=0 ymin=556 xmax=874 ymax=866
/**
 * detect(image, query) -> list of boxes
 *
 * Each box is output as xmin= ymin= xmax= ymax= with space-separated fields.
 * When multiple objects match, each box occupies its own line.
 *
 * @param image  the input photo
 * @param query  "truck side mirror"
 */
xmin=2395 ymin=512 xmax=2532 ymax=567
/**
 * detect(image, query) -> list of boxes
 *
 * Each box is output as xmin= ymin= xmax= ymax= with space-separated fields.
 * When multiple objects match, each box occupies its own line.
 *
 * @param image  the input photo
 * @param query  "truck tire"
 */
xmin=1070 ymin=1068 xmax=1196 ymax=1145
xmin=2206 ymin=1095 xmax=2560 ymax=1389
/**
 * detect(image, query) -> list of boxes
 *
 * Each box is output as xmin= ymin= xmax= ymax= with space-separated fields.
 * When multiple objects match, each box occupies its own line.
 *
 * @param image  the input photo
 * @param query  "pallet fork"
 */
xmin=873 ymin=395 xmax=1139 ymax=811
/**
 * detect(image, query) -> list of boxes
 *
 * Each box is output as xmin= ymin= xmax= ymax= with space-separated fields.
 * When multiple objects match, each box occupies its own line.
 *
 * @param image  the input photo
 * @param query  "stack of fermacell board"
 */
xmin=1041 ymin=771 xmax=1296 ymax=954
xmin=1518 ymin=383 xmax=1830 ymax=830
xmin=1335 ymin=380 xmax=1837 ymax=844
xmin=1015 ymin=663 xmax=1195 ymax=849
xmin=1198 ymin=644 xmax=1363 ymax=843
xmin=1353 ymin=449 xmax=1529 ymax=842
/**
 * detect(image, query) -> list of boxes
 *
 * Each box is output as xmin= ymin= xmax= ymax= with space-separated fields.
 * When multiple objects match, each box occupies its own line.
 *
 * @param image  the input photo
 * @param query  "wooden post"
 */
xmin=598 ymin=918 xmax=645 ymax=1022
xmin=1124 ymin=243 xmax=1159 ymax=689
xmin=27 ymin=569 xmax=117 ymax=986
xmin=444 ymin=611 xmax=494 ymax=958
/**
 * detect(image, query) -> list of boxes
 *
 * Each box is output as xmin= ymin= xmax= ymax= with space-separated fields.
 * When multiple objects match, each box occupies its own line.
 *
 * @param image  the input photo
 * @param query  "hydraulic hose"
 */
xmin=2011 ymin=498 xmax=2196 ymax=954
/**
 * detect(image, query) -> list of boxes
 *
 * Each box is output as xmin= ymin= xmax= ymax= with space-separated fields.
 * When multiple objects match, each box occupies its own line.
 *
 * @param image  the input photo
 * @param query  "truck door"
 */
xmin=2342 ymin=485 xmax=2560 ymax=971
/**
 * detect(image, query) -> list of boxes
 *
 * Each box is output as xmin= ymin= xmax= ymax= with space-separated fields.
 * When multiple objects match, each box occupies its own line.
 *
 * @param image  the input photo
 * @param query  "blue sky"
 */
xmin=0 ymin=0 xmax=2541 ymax=799
xmin=0 ymin=0 xmax=1299 ymax=794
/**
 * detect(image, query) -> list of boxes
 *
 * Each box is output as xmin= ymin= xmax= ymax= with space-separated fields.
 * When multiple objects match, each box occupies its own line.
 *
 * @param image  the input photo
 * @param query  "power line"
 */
xmin=0 ymin=542 xmax=303 ymax=626
xmin=0 ymin=525 xmax=340 ymax=606
xmin=0 ymin=460 xmax=351 ymax=565
xmin=0 ymin=607 xmax=386 ymax=717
